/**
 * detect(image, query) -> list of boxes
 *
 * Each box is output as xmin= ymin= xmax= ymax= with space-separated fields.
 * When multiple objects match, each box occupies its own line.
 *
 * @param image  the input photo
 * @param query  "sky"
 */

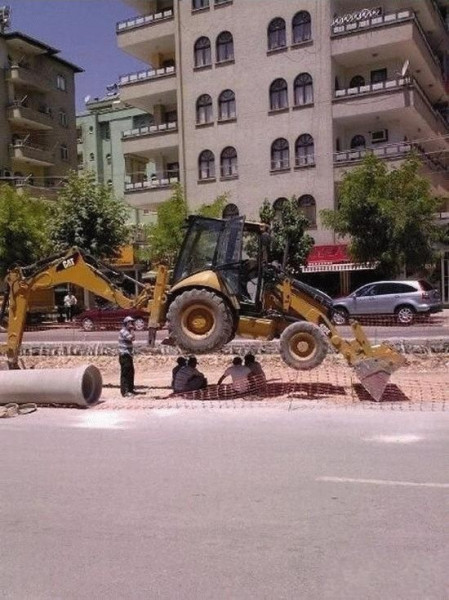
xmin=6 ymin=0 xmax=148 ymax=112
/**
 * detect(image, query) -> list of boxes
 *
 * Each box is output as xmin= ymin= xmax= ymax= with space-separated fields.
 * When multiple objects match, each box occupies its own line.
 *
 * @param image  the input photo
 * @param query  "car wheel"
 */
xmin=395 ymin=305 xmax=415 ymax=325
xmin=332 ymin=307 xmax=349 ymax=325
xmin=82 ymin=317 xmax=95 ymax=332
xmin=134 ymin=318 xmax=146 ymax=331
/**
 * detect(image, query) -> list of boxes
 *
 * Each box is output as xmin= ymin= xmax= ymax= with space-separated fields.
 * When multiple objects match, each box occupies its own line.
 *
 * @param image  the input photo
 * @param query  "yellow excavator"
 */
xmin=0 ymin=215 xmax=405 ymax=400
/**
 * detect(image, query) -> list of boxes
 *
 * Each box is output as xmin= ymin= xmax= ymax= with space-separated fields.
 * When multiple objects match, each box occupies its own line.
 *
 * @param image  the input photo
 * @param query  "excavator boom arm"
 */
xmin=0 ymin=248 xmax=167 ymax=368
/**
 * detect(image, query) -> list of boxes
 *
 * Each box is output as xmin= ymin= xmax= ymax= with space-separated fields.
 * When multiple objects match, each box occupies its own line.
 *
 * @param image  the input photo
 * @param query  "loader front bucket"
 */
xmin=354 ymin=350 xmax=406 ymax=401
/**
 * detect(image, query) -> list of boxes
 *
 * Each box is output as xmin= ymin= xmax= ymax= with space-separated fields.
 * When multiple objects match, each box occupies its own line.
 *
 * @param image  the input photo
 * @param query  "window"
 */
xmin=59 ymin=110 xmax=68 ymax=127
xmin=196 ymin=94 xmax=213 ymax=124
xmin=371 ymin=68 xmax=387 ymax=84
xmin=222 ymin=203 xmax=239 ymax=218
xmin=194 ymin=36 xmax=212 ymax=67
xmin=106 ymin=153 xmax=112 ymax=165
xmin=60 ymin=144 xmax=68 ymax=161
xmin=89 ymin=152 xmax=95 ymax=161
xmin=76 ymin=127 xmax=83 ymax=142
xmin=218 ymin=89 xmax=236 ymax=120
xmin=294 ymin=73 xmax=313 ymax=106
xmin=100 ymin=122 xmax=110 ymax=140
xmin=220 ymin=146 xmax=238 ymax=177
xmin=298 ymin=195 xmax=316 ymax=227
xmin=198 ymin=149 xmax=215 ymax=179
xmin=350 ymin=135 xmax=366 ymax=150
xmin=56 ymin=74 xmax=67 ymax=91
xmin=270 ymin=78 xmax=288 ymax=110
xmin=349 ymin=75 xmax=365 ymax=88
xmin=273 ymin=197 xmax=287 ymax=216
xmin=292 ymin=11 xmax=311 ymax=44
xmin=295 ymin=134 xmax=315 ymax=166
xmin=268 ymin=18 xmax=286 ymax=50
xmin=216 ymin=31 xmax=234 ymax=62
xmin=271 ymin=138 xmax=290 ymax=170
xmin=192 ymin=0 xmax=209 ymax=8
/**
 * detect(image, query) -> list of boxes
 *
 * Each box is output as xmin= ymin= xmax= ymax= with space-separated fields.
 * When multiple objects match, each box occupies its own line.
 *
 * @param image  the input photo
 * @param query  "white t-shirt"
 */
xmin=222 ymin=364 xmax=251 ymax=393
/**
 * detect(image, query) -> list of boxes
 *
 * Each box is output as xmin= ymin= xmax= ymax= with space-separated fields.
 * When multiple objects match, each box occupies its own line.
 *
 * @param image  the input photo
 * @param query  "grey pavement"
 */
xmin=1 ymin=407 xmax=448 ymax=600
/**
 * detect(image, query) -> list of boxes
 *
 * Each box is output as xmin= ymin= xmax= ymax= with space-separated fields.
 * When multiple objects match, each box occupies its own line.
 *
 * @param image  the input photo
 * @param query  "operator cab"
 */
xmin=172 ymin=215 xmax=268 ymax=312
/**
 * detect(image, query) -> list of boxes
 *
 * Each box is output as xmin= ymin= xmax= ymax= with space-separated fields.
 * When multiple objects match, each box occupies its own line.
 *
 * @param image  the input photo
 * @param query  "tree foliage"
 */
xmin=258 ymin=197 xmax=314 ymax=275
xmin=140 ymin=184 xmax=227 ymax=266
xmin=49 ymin=171 xmax=130 ymax=259
xmin=0 ymin=185 xmax=52 ymax=278
xmin=320 ymin=154 xmax=441 ymax=276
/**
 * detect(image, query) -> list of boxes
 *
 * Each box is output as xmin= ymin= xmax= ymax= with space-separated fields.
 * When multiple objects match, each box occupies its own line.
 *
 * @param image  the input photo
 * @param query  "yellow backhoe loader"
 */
xmin=0 ymin=215 xmax=405 ymax=400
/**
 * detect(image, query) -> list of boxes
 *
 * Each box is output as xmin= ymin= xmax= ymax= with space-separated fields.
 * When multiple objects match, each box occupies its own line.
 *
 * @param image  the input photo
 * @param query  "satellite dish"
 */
xmin=84 ymin=95 xmax=91 ymax=104
xmin=401 ymin=59 xmax=410 ymax=78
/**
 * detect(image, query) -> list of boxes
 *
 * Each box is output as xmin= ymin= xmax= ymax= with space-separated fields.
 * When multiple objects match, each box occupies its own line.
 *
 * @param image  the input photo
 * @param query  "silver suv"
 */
xmin=332 ymin=280 xmax=442 ymax=325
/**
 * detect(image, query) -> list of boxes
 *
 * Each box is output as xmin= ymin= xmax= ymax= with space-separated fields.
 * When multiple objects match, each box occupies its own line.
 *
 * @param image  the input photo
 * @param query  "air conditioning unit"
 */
xmin=371 ymin=129 xmax=388 ymax=143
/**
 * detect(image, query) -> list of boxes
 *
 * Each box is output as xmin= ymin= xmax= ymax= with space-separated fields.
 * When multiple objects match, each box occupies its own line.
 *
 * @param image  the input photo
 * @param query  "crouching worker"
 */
xmin=171 ymin=356 xmax=186 ymax=390
xmin=173 ymin=356 xmax=207 ymax=393
xmin=218 ymin=356 xmax=251 ymax=395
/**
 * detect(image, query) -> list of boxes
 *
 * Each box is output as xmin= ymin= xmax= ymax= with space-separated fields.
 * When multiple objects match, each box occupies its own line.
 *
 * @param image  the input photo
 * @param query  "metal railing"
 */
xmin=116 ymin=7 xmax=174 ymax=32
xmin=295 ymin=155 xmax=315 ymax=168
xmin=119 ymin=65 xmax=176 ymax=86
xmin=270 ymin=159 xmax=290 ymax=171
xmin=122 ymin=121 xmax=177 ymax=139
xmin=125 ymin=176 xmax=179 ymax=192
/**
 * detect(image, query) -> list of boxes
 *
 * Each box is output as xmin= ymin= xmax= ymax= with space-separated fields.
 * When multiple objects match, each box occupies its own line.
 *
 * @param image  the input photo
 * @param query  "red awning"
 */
xmin=302 ymin=244 xmax=377 ymax=273
xmin=307 ymin=244 xmax=349 ymax=264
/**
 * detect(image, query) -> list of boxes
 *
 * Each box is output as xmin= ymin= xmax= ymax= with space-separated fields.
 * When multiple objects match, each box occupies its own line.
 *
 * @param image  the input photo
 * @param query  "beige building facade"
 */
xmin=117 ymin=0 xmax=449 ymax=252
xmin=0 ymin=30 xmax=82 ymax=198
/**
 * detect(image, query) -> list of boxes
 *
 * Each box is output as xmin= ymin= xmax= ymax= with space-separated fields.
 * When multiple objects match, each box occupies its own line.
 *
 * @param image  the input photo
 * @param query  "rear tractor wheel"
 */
xmin=280 ymin=321 xmax=328 ymax=370
xmin=167 ymin=289 xmax=234 ymax=353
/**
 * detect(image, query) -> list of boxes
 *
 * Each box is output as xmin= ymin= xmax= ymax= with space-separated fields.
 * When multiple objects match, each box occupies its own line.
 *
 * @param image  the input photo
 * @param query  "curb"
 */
xmin=14 ymin=338 xmax=449 ymax=358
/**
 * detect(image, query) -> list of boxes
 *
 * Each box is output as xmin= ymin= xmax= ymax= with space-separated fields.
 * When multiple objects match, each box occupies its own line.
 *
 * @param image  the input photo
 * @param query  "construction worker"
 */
xmin=118 ymin=316 xmax=136 ymax=397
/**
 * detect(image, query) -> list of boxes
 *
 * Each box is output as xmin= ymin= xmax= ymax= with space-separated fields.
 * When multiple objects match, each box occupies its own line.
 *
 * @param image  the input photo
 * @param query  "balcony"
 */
xmin=333 ymin=77 xmax=449 ymax=137
xmin=117 ymin=8 xmax=175 ymax=62
xmin=9 ymin=141 xmax=54 ymax=167
xmin=331 ymin=9 xmax=446 ymax=102
xmin=119 ymin=66 xmax=177 ymax=111
xmin=7 ymin=103 xmax=54 ymax=131
xmin=6 ymin=65 xmax=51 ymax=92
xmin=122 ymin=122 xmax=178 ymax=155
xmin=124 ymin=175 xmax=179 ymax=209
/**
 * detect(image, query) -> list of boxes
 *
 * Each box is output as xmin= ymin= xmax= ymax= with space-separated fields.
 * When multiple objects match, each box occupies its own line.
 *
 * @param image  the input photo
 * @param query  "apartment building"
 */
xmin=76 ymin=89 xmax=154 ymax=225
xmin=116 ymin=0 xmax=449 ymax=294
xmin=0 ymin=23 xmax=82 ymax=198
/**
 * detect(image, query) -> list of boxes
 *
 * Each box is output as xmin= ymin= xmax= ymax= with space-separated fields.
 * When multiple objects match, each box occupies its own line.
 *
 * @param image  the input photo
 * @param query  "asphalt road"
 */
xmin=1 ymin=316 xmax=449 ymax=345
xmin=1 ymin=407 xmax=448 ymax=600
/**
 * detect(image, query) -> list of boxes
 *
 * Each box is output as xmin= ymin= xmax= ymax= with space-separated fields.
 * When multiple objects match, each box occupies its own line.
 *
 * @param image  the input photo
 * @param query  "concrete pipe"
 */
xmin=0 ymin=364 xmax=102 ymax=408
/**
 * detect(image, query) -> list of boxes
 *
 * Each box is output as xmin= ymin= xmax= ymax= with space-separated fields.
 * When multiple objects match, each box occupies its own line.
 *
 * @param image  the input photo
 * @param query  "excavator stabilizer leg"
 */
xmin=354 ymin=352 xmax=406 ymax=401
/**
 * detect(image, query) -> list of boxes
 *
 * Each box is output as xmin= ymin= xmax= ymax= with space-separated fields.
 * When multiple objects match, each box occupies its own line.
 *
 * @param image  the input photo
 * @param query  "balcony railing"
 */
xmin=117 ymin=8 xmax=174 ymax=32
xmin=331 ymin=9 xmax=443 ymax=74
xmin=122 ymin=121 xmax=177 ymax=139
xmin=7 ymin=103 xmax=54 ymax=128
xmin=6 ymin=64 xmax=52 ymax=91
xmin=270 ymin=159 xmax=290 ymax=171
xmin=125 ymin=175 xmax=179 ymax=192
xmin=9 ymin=140 xmax=54 ymax=164
xmin=334 ymin=142 xmax=449 ymax=172
xmin=119 ymin=65 xmax=176 ymax=86
xmin=334 ymin=76 xmax=449 ymax=129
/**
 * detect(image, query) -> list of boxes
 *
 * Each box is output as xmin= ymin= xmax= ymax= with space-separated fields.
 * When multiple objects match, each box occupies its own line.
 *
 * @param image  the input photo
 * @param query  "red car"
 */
xmin=76 ymin=306 xmax=148 ymax=331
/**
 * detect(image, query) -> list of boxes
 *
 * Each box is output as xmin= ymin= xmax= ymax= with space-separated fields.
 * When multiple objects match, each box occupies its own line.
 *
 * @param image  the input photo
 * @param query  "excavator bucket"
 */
xmin=354 ymin=352 xmax=406 ymax=401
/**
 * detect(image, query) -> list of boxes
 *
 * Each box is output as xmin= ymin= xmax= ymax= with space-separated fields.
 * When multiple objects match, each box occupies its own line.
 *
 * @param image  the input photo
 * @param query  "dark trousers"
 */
xmin=65 ymin=306 xmax=74 ymax=321
xmin=119 ymin=354 xmax=135 ymax=395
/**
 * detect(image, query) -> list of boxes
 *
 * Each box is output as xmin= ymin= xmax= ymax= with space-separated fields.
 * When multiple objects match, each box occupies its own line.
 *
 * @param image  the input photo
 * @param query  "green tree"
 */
xmin=139 ymin=185 xmax=228 ymax=266
xmin=257 ymin=197 xmax=314 ymax=275
xmin=0 ymin=185 xmax=52 ymax=278
xmin=320 ymin=154 xmax=441 ymax=276
xmin=49 ymin=171 xmax=130 ymax=259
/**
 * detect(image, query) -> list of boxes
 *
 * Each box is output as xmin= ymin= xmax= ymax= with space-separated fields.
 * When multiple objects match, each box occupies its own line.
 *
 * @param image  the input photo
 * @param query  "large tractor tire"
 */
xmin=167 ymin=289 xmax=234 ymax=353
xmin=280 ymin=321 xmax=328 ymax=370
